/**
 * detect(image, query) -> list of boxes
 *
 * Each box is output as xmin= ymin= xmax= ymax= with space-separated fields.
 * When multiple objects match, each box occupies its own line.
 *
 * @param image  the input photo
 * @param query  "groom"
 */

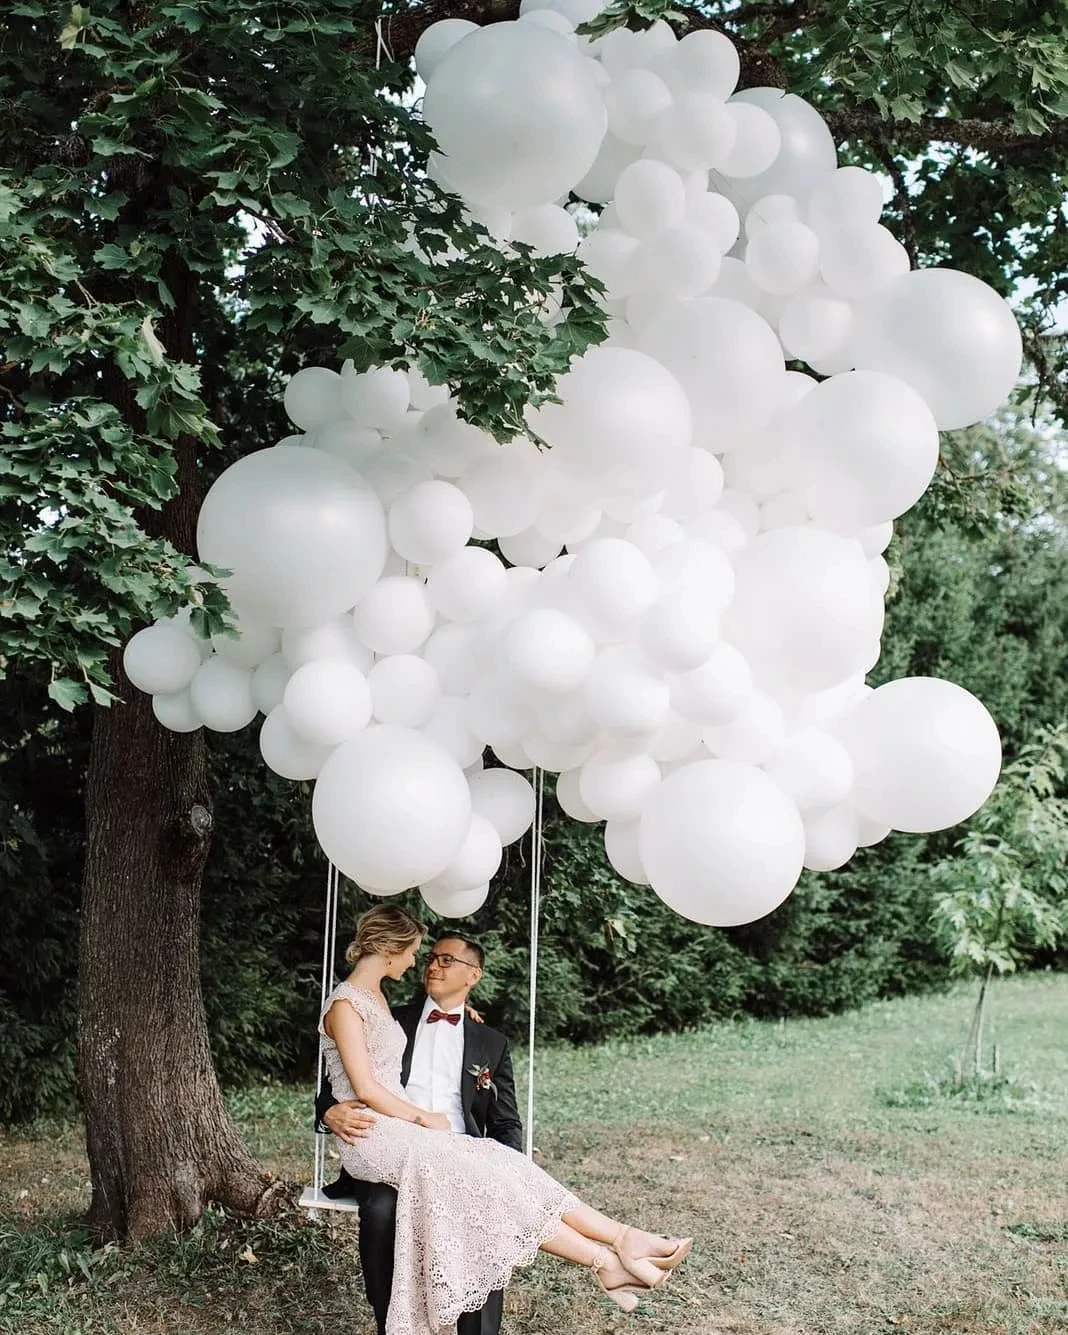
xmin=316 ymin=933 xmax=523 ymax=1335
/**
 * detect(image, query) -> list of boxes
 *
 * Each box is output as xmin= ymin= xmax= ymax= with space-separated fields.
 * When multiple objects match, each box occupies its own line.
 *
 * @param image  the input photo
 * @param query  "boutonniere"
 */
xmin=467 ymin=1063 xmax=498 ymax=1098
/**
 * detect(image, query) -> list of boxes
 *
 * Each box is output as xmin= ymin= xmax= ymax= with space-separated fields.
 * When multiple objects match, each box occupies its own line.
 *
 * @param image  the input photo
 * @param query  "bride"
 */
xmin=319 ymin=904 xmax=692 ymax=1335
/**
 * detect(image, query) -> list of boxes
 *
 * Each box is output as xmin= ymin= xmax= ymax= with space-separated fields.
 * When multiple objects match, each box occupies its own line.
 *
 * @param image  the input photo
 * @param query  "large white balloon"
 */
xmin=639 ymin=759 xmax=805 ymax=925
xmin=196 ymin=447 xmax=387 ymax=628
xmin=312 ymin=726 xmax=471 ymax=890
xmin=422 ymin=24 xmax=607 ymax=211
xmin=724 ymin=88 xmax=837 ymax=203
xmin=853 ymin=268 xmax=1023 ymax=430
xmin=841 ymin=677 xmax=1002 ymax=832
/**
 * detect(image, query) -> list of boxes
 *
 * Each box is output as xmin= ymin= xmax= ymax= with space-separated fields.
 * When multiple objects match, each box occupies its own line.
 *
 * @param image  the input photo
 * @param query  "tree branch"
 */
xmin=821 ymin=108 xmax=1068 ymax=162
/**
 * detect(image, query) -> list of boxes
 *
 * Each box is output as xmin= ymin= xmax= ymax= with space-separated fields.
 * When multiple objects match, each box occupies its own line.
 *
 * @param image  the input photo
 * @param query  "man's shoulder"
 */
xmin=471 ymin=1020 xmax=511 ymax=1051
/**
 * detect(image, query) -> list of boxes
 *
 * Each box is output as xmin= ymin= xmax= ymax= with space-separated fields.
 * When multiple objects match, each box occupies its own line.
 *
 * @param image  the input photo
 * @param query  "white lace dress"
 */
xmin=319 ymin=982 xmax=579 ymax=1335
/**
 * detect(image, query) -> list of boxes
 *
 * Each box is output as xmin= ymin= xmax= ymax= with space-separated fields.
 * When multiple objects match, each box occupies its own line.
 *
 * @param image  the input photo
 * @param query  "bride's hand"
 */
xmin=416 ymin=1111 xmax=452 ymax=1132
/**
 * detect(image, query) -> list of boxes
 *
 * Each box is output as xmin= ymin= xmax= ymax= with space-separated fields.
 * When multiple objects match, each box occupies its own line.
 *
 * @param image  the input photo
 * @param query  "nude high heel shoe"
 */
xmin=610 ymin=1227 xmax=668 ymax=1291
xmin=650 ymin=1236 xmax=693 ymax=1273
xmin=591 ymin=1246 xmax=640 ymax=1313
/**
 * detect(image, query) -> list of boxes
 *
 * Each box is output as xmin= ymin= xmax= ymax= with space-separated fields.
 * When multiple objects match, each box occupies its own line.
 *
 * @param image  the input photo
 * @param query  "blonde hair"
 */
xmin=345 ymin=904 xmax=427 ymax=966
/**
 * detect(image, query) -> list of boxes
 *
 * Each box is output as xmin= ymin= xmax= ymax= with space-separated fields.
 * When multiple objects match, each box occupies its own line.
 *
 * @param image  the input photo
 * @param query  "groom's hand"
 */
xmin=323 ymin=1100 xmax=376 ymax=1144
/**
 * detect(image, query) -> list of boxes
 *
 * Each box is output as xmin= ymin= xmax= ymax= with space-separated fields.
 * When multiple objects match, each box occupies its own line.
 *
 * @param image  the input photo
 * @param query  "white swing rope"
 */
xmin=525 ymin=766 xmax=545 ymax=1159
xmin=312 ymin=857 xmax=342 ymax=1197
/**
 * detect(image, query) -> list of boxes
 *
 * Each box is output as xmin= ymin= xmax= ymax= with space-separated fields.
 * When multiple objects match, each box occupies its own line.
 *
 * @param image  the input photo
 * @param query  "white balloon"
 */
xmin=259 ymin=705 xmax=334 ymax=780
xmin=497 ymin=527 xmax=564 ymax=569
xmin=841 ymin=677 xmax=1002 ymax=833
xmin=652 ymin=93 xmax=736 ymax=173
xmin=188 ymin=657 xmax=257 ymax=733
xmin=725 ymin=88 xmax=836 ymax=201
xmin=459 ymin=441 xmax=543 ymax=538
xmin=313 ymin=421 xmax=382 ymax=471
xmin=802 ymin=803 xmax=859 ymax=871
xmin=578 ymin=226 xmax=642 ymax=294
xmin=504 ymin=607 xmax=595 ymax=693
xmin=426 ymin=546 xmax=507 ymax=622
xmin=422 ymin=623 xmax=482 ymax=694
xmin=422 ymin=694 xmax=484 ymax=768
xmin=778 ymin=293 xmax=853 ymax=365
xmin=639 ymin=759 xmax=805 ymax=925
xmin=580 ymin=750 xmax=661 ymax=822
xmin=788 ymin=371 xmax=940 ymax=528
xmin=282 ymin=617 xmax=371 ymax=671
xmin=196 ymin=447 xmax=387 ymax=628
xmin=354 ymin=576 xmax=435 ymax=655
xmin=422 ymin=24 xmax=607 ymax=211
xmin=640 ymin=298 xmax=786 ymax=446
xmin=152 ymin=689 xmax=202 ymax=733
xmin=702 ymin=690 xmax=785 ymax=764
xmin=853 ymin=268 xmax=1023 ymax=430
xmin=312 ymin=725 xmax=471 ymax=890
xmin=807 ymin=166 xmax=885 ymax=233
xmin=420 ymin=880 xmax=490 ymax=919
xmin=510 ymin=204 xmax=580 ymax=256
xmin=283 ymin=366 xmax=344 ymax=430
xmin=124 ymin=622 xmax=202 ymax=696
xmin=640 ymin=589 xmax=721 ymax=672
xmin=762 ymin=728 xmax=854 ymax=811
xmin=251 ymin=652 xmax=291 ymax=714
xmin=468 ymin=767 xmax=536 ymax=845
xmin=686 ymin=190 xmax=740 ymax=254
xmin=670 ymin=642 xmax=753 ymax=725
xmin=613 ymin=159 xmax=687 ymax=239
xmin=819 ymin=223 xmax=909 ymax=299
xmin=604 ymin=819 xmax=650 ymax=885
xmin=604 ymin=69 xmax=673 ymax=145
xmin=414 ymin=18 xmax=478 ymax=81
xmin=573 ymin=132 xmax=641 ymax=205
xmin=556 ymin=768 xmax=599 ymax=822
xmin=532 ymin=346 xmax=692 ymax=486
xmin=283 ymin=659 xmax=372 ymax=747
xmin=467 ymin=674 xmax=531 ymax=748
xmin=724 ymin=526 xmax=882 ymax=692
xmin=635 ymin=224 xmax=722 ymax=300
xmin=566 ymin=538 xmax=659 ymax=637
xmin=388 ymin=480 xmax=474 ymax=566
xmin=341 ymin=365 xmax=411 ymax=430
xmin=522 ymin=729 xmax=596 ymax=772
xmin=417 ymin=407 xmax=497 ymax=478
xmin=360 ymin=449 xmax=434 ymax=507
xmin=368 ymin=654 xmax=441 ymax=727
xmin=715 ymin=102 xmax=781 ymax=179
xmin=659 ymin=29 xmax=739 ymax=100
xmin=586 ymin=649 xmax=671 ymax=736
xmin=746 ymin=220 xmax=820 ymax=294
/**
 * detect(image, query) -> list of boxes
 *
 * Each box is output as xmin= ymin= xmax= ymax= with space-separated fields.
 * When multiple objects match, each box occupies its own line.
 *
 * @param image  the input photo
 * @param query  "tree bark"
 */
xmin=79 ymin=674 xmax=280 ymax=1241
xmin=78 ymin=253 xmax=282 ymax=1242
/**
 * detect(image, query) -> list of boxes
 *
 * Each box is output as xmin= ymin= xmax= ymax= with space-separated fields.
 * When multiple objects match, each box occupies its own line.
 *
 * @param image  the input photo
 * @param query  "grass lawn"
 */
xmin=2 ymin=971 xmax=1066 ymax=1334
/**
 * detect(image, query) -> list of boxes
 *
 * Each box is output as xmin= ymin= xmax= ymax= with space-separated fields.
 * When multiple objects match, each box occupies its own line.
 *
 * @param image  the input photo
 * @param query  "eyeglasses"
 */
xmin=426 ymin=952 xmax=478 ymax=970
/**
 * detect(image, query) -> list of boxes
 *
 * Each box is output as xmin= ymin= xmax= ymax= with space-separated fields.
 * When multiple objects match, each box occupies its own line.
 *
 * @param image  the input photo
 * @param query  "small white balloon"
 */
xmin=556 ymin=768 xmax=599 ymax=822
xmin=763 ymin=728 xmax=854 ymax=811
xmin=251 ymin=652 xmax=291 ymax=714
xmin=354 ymin=577 xmax=436 ymax=656
xmin=341 ymin=365 xmax=410 ymax=430
xmin=124 ymin=622 xmax=203 ymax=696
xmin=259 ymin=705 xmax=335 ymax=781
xmin=283 ymin=366 xmax=344 ymax=431
xmin=504 ymin=607 xmax=596 ymax=693
xmin=468 ymin=767 xmax=536 ymax=845
xmin=426 ymin=546 xmax=508 ymax=622
xmin=604 ymin=819 xmax=650 ymax=885
xmin=188 ymin=657 xmax=257 ymax=733
xmin=152 ymin=689 xmax=202 ymax=733
xmin=580 ymin=750 xmax=661 ymax=822
xmin=414 ymin=18 xmax=478 ymax=81
xmin=284 ymin=659 xmax=372 ymax=747
xmin=368 ymin=654 xmax=441 ymax=727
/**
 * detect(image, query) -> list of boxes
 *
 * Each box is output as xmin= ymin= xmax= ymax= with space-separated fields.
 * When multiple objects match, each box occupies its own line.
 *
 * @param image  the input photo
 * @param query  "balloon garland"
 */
xmin=124 ymin=7 xmax=1018 ymax=929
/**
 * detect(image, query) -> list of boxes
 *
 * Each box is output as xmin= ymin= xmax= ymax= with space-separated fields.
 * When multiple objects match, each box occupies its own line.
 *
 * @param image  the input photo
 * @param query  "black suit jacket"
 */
xmin=316 ymin=994 xmax=524 ymax=1153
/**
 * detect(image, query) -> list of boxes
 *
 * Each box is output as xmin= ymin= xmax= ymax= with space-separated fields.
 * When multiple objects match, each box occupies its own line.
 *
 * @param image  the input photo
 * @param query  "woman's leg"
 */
xmin=539 ymin=1220 xmax=635 ymax=1290
xmin=561 ymin=1202 xmax=678 ymax=1260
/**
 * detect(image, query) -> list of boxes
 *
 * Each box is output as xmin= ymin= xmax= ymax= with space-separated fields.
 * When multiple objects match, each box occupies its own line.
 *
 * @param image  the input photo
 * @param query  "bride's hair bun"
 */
xmin=346 ymin=904 xmax=427 ymax=965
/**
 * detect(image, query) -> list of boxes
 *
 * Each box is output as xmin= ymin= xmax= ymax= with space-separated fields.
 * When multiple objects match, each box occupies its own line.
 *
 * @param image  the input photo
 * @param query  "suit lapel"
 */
xmin=395 ymin=1000 xmax=424 ymax=1086
xmin=460 ymin=1017 xmax=484 ymax=1127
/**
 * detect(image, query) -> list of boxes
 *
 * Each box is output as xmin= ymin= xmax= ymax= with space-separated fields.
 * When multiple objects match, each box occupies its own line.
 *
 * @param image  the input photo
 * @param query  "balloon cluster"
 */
xmin=123 ymin=5 xmax=1018 ymax=928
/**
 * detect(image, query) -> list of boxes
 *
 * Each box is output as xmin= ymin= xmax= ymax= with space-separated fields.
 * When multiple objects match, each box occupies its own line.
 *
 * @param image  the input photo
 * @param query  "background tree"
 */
xmin=1 ymin=0 xmax=1065 ymax=1241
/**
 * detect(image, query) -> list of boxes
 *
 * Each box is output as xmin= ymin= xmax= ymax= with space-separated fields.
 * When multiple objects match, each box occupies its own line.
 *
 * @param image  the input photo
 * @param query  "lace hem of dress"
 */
xmin=432 ymin=1185 xmax=579 ymax=1331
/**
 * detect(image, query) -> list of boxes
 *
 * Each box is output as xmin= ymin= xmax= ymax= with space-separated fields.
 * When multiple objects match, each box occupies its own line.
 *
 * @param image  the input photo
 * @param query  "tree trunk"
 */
xmin=78 ymin=253 xmax=283 ymax=1242
xmin=79 ymin=675 xmax=280 ymax=1242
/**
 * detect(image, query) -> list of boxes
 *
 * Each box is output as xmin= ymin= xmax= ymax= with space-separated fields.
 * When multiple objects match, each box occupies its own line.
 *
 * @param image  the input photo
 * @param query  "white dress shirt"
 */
xmin=403 ymin=995 xmax=467 ymax=1134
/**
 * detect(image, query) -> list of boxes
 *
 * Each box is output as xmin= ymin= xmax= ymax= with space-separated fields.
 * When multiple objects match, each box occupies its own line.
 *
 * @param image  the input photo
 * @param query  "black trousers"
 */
xmin=350 ymin=1181 xmax=504 ymax=1335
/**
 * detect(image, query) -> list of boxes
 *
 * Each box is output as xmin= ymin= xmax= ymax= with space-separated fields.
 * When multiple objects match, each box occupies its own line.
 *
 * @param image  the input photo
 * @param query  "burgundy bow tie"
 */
xmin=427 ymin=1008 xmax=461 ymax=1026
